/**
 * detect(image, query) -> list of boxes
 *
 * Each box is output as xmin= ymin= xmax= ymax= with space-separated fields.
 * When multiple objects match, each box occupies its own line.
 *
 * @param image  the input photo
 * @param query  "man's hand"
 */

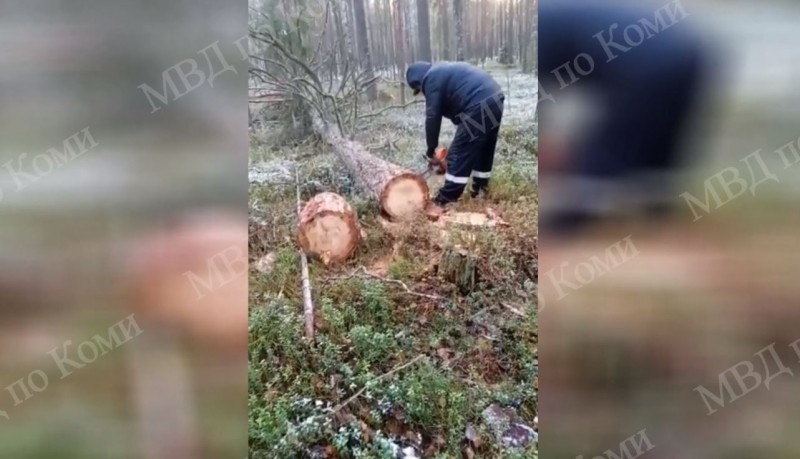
xmin=426 ymin=147 xmax=447 ymax=175
xmin=428 ymin=156 xmax=445 ymax=175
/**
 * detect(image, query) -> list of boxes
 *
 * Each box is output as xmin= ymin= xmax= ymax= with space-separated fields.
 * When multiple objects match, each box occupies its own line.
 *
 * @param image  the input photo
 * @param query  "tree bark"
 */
xmin=353 ymin=0 xmax=378 ymax=99
xmin=481 ymin=0 xmax=488 ymax=63
xmin=506 ymin=0 xmax=514 ymax=64
xmin=498 ymin=0 xmax=504 ymax=59
xmin=394 ymin=0 xmax=408 ymax=76
xmin=520 ymin=0 xmax=530 ymax=72
xmin=313 ymin=117 xmax=430 ymax=220
xmin=297 ymin=191 xmax=361 ymax=264
xmin=416 ymin=0 xmax=432 ymax=61
xmin=345 ymin=0 xmax=360 ymax=59
xmin=453 ymin=0 xmax=464 ymax=61
xmin=440 ymin=0 xmax=451 ymax=60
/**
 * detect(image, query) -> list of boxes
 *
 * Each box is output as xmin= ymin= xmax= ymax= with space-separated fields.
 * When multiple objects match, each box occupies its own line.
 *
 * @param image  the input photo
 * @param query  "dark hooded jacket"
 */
xmin=406 ymin=62 xmax=503 ymax=156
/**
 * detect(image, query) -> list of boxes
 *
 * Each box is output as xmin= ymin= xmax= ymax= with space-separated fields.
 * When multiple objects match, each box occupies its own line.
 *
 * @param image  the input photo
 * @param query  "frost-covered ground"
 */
xmin=249 ymin=62 xmax=537 ymax=188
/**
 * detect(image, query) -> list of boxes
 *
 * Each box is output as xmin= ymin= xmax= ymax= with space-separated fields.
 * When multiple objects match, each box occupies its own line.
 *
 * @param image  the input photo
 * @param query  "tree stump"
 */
xmin=297 ymin=192 xmax=361 ymax=264
xmin=439 ymin=246 xmax=478 ymax=293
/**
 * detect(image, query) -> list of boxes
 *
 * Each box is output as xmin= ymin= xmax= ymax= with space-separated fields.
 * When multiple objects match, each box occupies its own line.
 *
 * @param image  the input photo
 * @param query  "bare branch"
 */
xmin=251 ymin=30 xmax=324 ymax=88
xmin=331 ymin=354 xmax=427 ymax=414
xmin=329 ymin=266 xmax=445 ymax=300
xmin=357 ymin=99 xmax=423 ymax=120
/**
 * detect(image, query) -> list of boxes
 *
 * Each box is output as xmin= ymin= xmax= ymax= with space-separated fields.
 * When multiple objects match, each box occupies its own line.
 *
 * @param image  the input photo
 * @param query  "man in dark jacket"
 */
xmin=406 ymin=61 xmax=505 ymax=209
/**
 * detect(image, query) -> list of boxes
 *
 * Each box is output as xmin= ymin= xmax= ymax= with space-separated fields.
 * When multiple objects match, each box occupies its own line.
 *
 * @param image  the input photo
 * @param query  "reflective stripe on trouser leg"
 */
xmin=444 ymin=173 xmax=470 ymax=184
xmin=435 ymin=174 xmax=470 ymax=205
xmin=435 ymin=110 xmax=482 ymax=205
xmin=472 ymin=106 xmax=501 ymax=194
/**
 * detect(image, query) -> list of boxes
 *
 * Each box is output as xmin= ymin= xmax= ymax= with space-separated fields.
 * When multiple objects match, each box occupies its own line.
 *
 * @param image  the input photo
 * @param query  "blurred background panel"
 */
xmin=540 ymin=0 xmax=800 ymax=457
xmin=0 ymin=1 xmax=247 ymax=458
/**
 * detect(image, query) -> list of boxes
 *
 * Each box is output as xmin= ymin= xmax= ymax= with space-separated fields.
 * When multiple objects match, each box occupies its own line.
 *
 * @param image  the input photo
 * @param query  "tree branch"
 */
xmin=357 ymin=99 xmax=423 ymax=119
xmin=329 ymin=266 xmax=445 ymax=300
xmin=295 ymin=165 xmax=315 ymax=344
xmin=331 ymin=354 xmax=427 ymax=413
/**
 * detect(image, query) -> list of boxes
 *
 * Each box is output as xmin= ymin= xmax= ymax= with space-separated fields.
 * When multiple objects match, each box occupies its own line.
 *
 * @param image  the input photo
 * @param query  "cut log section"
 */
xmin=297 ymin=192 xmax=361 ymax=264
xmin=313 ymin=117 xmax=430 ymax=220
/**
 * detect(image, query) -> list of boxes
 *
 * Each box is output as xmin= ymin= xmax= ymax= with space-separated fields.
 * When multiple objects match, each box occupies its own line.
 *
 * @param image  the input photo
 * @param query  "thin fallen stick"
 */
xmin=501 ymin=301 xmax=527 ymax=317
xmin=331 ymin=354 xmax=427 ymax=413
xmin=329 ymin=266 xmax=445 ymax=300
xmin=295 ymin=165 xmax=315 ymax=344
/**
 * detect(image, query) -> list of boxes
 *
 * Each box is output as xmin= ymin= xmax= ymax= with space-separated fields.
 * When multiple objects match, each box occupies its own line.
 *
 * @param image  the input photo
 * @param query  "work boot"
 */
xmin=470 ymin=186 xmax=489 ymax=199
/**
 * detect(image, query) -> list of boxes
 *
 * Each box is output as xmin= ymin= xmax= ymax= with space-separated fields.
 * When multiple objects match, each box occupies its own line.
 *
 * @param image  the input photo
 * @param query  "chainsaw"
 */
xmin=419 ymin=146 xmax=448 ymax=179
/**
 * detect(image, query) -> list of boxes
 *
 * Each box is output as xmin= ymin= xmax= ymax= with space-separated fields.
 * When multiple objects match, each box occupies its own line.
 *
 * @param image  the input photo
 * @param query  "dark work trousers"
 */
xmin=434 ymin=95 xmax=504 ymax=205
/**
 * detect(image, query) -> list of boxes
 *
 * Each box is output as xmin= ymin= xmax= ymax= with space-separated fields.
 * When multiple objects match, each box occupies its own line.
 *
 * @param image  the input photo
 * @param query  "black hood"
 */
xmin=405 ymin=61 xmax=432 ymax=93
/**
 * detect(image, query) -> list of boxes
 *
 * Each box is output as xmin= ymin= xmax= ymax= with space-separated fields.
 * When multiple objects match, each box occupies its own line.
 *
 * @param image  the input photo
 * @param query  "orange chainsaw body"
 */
xmin=432 ymin=146 xmax=448 ymax=174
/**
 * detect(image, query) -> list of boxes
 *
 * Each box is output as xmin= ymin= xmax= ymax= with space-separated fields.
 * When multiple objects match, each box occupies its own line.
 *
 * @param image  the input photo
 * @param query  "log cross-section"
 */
xmin=297 ymin=192 xmax=361 ymax=264
xmin=313 ymin=117 xmax=430 ymax=220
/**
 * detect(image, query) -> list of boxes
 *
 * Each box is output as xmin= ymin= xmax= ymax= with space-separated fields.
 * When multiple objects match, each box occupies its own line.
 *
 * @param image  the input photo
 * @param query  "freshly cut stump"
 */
xmin=297 ymin=192 xmax=361 ymax=264
xmin=312 ymin=116 xmax=429 ymax=220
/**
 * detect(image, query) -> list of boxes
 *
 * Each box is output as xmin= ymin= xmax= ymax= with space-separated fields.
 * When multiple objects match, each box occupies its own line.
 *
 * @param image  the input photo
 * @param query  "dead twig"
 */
xmin=331 ymin=354 xmax=427 ymax=414
xmin=330 ymin=266 xmax=445 ymax=300
xmin=357 ymin=99 xmax=423 ymax=120
xmin=501 ymin=302 xmax=527 ymax=318
xmin=295 ymin=165 xmax=315 ymax=344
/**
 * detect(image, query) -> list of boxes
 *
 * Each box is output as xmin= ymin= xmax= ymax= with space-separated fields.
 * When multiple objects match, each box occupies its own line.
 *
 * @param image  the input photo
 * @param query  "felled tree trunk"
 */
xmin=313 ymin=117 xmax=430 ymax=220
xmin=297 ymin=192 xmax=362 ymax=264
